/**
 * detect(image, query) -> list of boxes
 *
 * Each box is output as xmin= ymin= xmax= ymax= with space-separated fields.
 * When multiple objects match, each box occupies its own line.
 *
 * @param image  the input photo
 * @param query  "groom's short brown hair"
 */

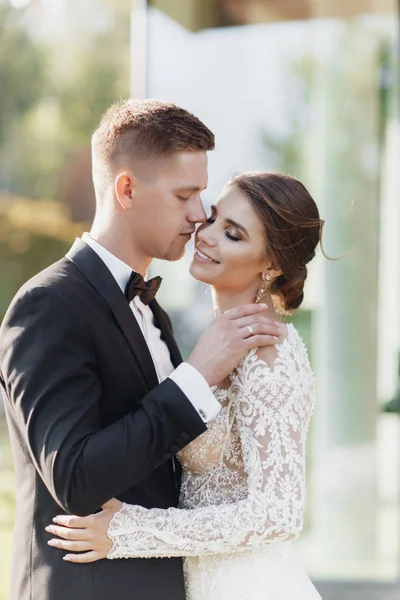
xmin=92 ymin=99 xmax=215 ymax=192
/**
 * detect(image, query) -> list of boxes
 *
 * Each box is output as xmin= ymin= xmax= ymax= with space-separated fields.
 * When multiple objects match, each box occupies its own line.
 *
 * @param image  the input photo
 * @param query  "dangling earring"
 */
xmin=255 ymin=273 xmax=271 ymax=304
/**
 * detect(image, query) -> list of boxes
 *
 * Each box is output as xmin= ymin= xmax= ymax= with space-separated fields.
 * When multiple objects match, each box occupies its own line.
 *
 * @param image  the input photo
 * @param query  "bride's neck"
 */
xmin=211 ymin=287 xmax=281 ymax=322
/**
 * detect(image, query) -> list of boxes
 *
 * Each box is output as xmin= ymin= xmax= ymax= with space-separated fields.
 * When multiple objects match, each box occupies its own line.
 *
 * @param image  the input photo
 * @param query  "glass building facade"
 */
xmin=131 ymin=0 xmax=400 ymax=589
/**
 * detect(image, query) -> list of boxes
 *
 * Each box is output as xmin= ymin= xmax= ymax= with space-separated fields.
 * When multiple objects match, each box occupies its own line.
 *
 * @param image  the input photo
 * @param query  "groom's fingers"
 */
xmin=223 ymin=303 xmax=267 ymax=320
xmin=243 ymin=333 xmax=279 ymax=352
xmin=235 ymin=316 xmax=281 ymax=336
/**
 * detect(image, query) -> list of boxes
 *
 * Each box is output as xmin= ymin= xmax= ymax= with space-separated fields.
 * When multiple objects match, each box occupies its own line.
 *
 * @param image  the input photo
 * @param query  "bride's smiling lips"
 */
xmin=194 ymin=244 xmax=220 ymax=264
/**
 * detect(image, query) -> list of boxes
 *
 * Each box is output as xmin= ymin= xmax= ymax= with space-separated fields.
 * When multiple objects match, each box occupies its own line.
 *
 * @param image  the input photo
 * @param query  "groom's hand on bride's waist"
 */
xmin=187 ymin=303 xmax=282 ymax=387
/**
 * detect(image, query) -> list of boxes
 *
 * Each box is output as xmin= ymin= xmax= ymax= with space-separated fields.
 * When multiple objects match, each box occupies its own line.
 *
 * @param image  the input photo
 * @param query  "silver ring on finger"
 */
xmin=246 ymin=325 xmax=254 ymax=337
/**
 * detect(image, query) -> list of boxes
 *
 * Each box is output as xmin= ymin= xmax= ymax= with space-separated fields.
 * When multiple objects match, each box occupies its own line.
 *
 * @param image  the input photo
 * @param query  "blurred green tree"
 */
xmin=0 ymin=0 xmax=130 ymax=206
xmin=0 ymin=193 xmax=85 ymax=319
xmin=0 ymin=4 xmax=45 ymax=146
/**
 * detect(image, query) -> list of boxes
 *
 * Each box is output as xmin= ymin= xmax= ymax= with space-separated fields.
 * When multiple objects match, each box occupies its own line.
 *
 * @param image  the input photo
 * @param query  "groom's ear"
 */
xmin=115 ymin=171 xmax=137 ymax=210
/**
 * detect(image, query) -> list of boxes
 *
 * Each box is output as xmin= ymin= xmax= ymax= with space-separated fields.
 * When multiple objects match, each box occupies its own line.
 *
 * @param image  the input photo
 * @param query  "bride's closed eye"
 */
xmin=205 ymin=216 xmax=241 ymax=242
xmin=225 ymin=230 xmax=241 ymax=242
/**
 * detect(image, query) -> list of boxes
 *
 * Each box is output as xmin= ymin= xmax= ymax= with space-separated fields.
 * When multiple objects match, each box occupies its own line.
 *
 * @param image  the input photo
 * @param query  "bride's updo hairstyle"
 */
xmin=228 ymin=172 xmax=324 ymax=314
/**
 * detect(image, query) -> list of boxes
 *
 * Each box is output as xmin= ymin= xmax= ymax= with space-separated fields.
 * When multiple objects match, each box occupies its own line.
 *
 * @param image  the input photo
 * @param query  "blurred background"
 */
xmin=0 ymin=0 xmax=399 ymax=598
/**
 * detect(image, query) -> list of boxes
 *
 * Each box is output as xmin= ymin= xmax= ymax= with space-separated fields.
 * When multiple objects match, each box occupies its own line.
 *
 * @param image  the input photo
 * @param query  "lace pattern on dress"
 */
xmin=107 ymin=324 xmax=316 ymax=561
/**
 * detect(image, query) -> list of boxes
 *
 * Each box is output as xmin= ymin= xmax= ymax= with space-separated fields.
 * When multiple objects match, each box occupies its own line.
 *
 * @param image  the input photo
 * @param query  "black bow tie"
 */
xmin=124 ymin=271 xmax=162 ymax=306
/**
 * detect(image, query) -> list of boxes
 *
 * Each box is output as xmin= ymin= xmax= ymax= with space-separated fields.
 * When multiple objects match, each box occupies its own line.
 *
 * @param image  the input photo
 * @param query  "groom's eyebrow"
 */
xmin=175 ymin=184 xmax=207 ymax=192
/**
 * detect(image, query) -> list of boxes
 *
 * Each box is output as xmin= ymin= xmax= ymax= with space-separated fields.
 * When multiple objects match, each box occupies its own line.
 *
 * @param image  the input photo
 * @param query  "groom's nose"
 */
xmin=187 ymin=194 xmax=207 ymax=224
xmin=197 ymin=224 xmax=217 ymax=247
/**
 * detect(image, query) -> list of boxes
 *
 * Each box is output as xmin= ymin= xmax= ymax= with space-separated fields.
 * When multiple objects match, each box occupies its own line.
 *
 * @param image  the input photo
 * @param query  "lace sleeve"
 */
xmin=107 ymin=344 xmax=315 ymax=559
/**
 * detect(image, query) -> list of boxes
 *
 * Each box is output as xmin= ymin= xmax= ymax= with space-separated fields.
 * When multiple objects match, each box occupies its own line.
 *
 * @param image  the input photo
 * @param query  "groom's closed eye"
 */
xmin=175 ymin=184 xmax=205 ymax=197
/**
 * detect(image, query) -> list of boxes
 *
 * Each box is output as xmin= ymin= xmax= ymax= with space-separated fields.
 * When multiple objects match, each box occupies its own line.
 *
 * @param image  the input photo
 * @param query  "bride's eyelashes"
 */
xmin=205 ymin=216 xmax=241 ymax=242
xmin=225 ymin=231 xmax=241 ymax=242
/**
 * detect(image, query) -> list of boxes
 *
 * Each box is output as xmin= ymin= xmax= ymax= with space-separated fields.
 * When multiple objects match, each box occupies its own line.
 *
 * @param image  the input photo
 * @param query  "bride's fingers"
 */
xmin=48 ymin=539 xmax=93 ymax=552
xmin=52 ymin=514 xmax=91 ymax=528
xmin=63 ymin=551 xmax=103 ymax=564
xmin=45 ymin=524 xmax=88 ymax=540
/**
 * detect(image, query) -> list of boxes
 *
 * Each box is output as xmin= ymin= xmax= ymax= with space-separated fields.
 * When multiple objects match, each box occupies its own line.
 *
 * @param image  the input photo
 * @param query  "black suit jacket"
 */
xmin=0 ymin=239 xmax=206 ymax=600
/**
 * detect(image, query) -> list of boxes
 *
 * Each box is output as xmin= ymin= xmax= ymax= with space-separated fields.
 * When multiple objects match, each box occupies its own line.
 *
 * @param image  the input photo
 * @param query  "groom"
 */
xmin=0 ymin=99 xmax=279 ymax=600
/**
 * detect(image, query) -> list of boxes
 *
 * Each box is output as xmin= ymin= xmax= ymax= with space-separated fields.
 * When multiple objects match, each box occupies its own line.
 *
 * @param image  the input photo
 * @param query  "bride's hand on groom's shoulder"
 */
xmin=187 ymin=303 xmax=283 ymax=387
xmin=45 ymin=498 xmax=123 ymax=563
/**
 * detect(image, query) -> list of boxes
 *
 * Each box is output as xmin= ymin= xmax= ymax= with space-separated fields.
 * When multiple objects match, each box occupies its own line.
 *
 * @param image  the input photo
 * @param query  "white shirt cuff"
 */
xmin=168 ymin=363 xmax=221 ymax=423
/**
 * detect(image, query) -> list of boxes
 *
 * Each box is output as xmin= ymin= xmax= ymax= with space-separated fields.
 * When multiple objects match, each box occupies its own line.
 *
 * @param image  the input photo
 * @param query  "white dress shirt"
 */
xmin=81 ymin=233 xmax=221 ymax=423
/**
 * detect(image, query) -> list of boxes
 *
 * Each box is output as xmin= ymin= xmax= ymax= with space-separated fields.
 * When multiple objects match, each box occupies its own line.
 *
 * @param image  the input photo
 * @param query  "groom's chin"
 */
xmin=163 ymin=246 xmax=187 ymax=262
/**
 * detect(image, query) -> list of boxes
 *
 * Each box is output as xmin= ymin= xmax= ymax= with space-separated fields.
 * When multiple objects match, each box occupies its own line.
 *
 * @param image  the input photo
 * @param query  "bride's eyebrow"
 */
xmin=211 ymin=205 xmax=249 ymax=237
xmin=225 ymin=218 xmax=249 ymax=237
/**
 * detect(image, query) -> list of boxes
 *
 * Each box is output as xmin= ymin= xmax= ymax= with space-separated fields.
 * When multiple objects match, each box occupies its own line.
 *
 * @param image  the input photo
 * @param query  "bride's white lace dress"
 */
xmin=108 ymin=324 xmax=321 ymax=599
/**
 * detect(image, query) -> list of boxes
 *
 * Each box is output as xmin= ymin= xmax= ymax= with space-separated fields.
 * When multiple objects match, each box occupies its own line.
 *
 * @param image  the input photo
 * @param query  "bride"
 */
xmin=46 ymin=171 xmax=323 ymax=600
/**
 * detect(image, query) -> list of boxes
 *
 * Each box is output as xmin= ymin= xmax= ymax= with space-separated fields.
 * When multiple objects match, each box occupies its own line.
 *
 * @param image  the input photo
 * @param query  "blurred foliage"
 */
xmin=0 ymin=193 xmax=86 ymax=320
xmin=0 ymin=3 xmax=45 ymax=146
xmin=53 ymin=1 xmax=131 ymax=147
xmin=261 ymin=22 xmax=396 ymax=188
xmin=56 ymin=46 xmax=122 ymax=148
xmin=261 ymin=53 xmax=316 ymax=178
xmin=0 ymin=0 xmax=130 ymax=204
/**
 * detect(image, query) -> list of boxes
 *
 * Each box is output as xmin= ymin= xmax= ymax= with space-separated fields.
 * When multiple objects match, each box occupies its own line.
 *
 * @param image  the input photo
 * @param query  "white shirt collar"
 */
xmin=81 ymin=232 xmax=132 ymax=294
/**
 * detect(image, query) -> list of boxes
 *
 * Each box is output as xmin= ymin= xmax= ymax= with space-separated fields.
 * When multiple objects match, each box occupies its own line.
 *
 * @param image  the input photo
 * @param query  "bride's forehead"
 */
xmin=214 ymin=190 xmax=267 ymax=240
xmin=215 ymin=188 xmax=258 ymax=222
xmin=216 ymin=186 xmax=246 ymax=208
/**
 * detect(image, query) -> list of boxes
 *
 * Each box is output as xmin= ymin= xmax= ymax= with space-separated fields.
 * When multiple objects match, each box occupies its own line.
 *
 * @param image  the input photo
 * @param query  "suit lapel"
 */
xmin=150 ymin=300 xmax=183 ymax=368
xmin=66 ymin=239 xmax=159 ymax=390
